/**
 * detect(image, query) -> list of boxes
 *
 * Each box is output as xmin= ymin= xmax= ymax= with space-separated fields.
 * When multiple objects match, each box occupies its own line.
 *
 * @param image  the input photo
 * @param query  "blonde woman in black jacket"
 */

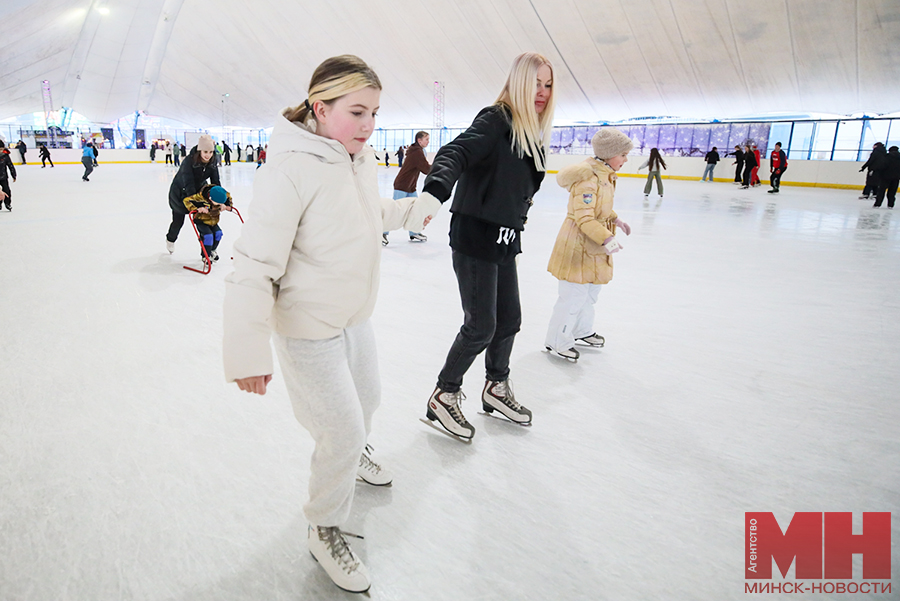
xmin=418 ymin=52 xmax=555 ymax=441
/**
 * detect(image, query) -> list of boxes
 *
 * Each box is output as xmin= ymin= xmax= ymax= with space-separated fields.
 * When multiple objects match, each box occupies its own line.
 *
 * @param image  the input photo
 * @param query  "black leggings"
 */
xmin=166 ymin=210 xmax=187 ymax=242
xmin=42 ymin=156 xmax=54 ymax=167
xmin=1 ymin=179 xmax=11 ymax=208
xmin=437 ymin=251 xmax=521 ymax=391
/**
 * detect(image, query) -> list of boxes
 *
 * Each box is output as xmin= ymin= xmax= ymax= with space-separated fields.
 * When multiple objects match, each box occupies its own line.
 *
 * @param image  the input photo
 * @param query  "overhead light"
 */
xmin=98 ymin=7 xmax=109 ymax=14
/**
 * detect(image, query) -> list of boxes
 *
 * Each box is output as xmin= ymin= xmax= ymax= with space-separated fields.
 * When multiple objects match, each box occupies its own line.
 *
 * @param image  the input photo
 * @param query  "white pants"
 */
xmin=273 ymin=320 xmax=380 ymax=527
xmin=545 ymin=281 xmax=602 ymax=352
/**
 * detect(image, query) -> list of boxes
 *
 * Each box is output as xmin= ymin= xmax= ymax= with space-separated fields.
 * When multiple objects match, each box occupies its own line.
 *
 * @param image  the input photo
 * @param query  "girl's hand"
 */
xmin=197 ymin=207 xmax=209 ymax=214
xmin=614 ymin=218 xmax=631 ymax=236
xmin=423 ymin=215 xmax=433 ymax=227
xmin=235 ymin=375 xmax=273 ymax=395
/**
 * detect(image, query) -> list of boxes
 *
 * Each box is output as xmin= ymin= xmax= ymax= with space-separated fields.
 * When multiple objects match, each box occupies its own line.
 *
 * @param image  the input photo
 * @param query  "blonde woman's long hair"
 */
xmin=495 ymin=52 xmax=556 ymax=171
xmin=285 ymin=55 xmax=382 ymax=124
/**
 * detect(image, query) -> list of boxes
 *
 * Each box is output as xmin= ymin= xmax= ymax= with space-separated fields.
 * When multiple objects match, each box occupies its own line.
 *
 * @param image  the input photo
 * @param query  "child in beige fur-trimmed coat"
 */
xmin=545 ymin=128 xmax=633 ymax=361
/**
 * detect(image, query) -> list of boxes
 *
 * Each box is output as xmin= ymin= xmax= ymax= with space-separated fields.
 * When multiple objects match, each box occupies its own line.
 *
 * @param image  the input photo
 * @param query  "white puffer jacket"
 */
xmin=223 ymin=109 xmax=438 ymax=382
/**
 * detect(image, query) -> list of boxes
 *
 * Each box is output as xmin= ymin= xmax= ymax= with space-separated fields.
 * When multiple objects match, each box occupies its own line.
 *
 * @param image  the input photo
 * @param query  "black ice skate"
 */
xmin=481 ymin=379 xmax=532 ymax=425
xmin=422 ymin=387 xmax=475 ymax=442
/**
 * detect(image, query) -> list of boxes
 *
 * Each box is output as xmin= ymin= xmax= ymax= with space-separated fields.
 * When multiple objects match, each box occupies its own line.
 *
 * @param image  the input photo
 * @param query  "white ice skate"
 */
xmin=409 ymin=232 xmax=427 ymax=242
xmin=422 ymin=387 xmax=475 ymax=441
xmin=308 ymin=525 xmax=370 ymax=593
xmin=481 ymin=379 xmax=532 ymax=425
xmin=357 ymin=444 xmax=392 ymax=486
xmin=575 ymin=333 xmax=605 ymax=347
xmin=545 ymin=346 xmax=580 ymax=362
xmin=166 ymin=240 xmax=175 ymax=254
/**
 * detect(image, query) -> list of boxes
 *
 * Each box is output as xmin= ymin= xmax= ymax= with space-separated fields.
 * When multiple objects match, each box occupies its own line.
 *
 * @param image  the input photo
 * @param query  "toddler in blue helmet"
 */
xmin=183 ymin=184 xmax=233 ymax=262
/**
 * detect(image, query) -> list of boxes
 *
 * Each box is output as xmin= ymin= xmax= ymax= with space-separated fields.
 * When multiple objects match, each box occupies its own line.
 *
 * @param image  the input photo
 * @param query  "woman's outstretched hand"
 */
xmin=235 ymin=375 xmax=273 ymax=395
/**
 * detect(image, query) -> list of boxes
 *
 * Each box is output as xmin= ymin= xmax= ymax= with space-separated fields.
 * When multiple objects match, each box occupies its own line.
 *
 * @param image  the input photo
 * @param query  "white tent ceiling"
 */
xmin=2 ymin=0 xmax=899 ymax=128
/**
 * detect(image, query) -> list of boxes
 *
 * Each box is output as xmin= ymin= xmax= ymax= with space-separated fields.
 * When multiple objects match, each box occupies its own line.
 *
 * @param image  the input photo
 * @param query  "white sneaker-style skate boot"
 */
xmin=409 ymin=232 xmax=427 ymax=242
xmin=545 ymin=346 xmax=580 ymax=361
xmin=308 ymin=525 xmax=370 ymax=593
xmin=482 ymin=379 xmax=532 ymax=424
xmin=575 ymin=333 xmax=605 ymax=347
xmin=357 ymin=444 xmax=392 ymax=486
xmin=166 ymin=240 xmax=175 ymax=254
xmin=426 ymin=387 xmax=475 ymax=440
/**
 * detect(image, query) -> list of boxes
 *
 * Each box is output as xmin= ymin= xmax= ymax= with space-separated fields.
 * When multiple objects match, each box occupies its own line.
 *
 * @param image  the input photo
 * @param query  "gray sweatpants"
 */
xmin=273 ymin=320 xmax=380 ymax=527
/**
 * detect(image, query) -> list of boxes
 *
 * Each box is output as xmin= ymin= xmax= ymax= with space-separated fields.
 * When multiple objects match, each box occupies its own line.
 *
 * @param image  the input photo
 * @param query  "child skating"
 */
xmin=182 ymin=184 xmax=233 ymax=262
xmin=222 ymin=55 xmax=437 ymax=593
xmin=545 ymin=128 xmax=633 ymax=361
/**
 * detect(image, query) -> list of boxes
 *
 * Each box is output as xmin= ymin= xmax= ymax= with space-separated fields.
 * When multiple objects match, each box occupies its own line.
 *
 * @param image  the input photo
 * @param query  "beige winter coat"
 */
xmin=547 ymin=158 xmax=619 ymax=285
xmin=222 ymin=109 xmax=438 ymax=382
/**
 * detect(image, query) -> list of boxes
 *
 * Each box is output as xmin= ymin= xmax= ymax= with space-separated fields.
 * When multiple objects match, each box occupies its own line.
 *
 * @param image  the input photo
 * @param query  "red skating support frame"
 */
xmin=183 ymin=207 xmax=244 ymax=274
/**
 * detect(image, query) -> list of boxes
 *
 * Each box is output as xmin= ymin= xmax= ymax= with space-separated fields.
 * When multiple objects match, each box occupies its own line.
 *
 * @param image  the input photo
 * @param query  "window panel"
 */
xmin=810 ymin=121 xmax=837 ymax=160
xmin=788 ymin=122 xmax=814 ymax=160
xmin=834 ymin=120 xmax=864 ymax=160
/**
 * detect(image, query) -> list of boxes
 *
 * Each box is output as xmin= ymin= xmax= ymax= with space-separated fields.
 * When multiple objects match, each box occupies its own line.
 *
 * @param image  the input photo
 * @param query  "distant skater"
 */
xmin=639 ymin=147 xmax=666 ymax=197
xmin=40 ymin=144 xmax=54 ymax=168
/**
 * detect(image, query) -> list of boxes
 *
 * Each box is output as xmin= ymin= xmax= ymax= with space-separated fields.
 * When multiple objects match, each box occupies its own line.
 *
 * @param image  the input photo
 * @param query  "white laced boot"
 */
xmin=357 ymin=444 xmax=392 ymax=486
xmin=482 ymin=379 xmax=532 ymax=424
xmin=308 ymin=525 xmax=370 ymax=593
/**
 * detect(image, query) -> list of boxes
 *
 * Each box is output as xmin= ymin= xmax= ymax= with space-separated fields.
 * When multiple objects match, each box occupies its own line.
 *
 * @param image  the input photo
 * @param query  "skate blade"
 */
xmin=543 ymin=347 xmax=578 ymax=363
xmin=419 ymin=418 xmax=473 ymax=443
xmin=478 ymin=411 xmax=532 ymax=427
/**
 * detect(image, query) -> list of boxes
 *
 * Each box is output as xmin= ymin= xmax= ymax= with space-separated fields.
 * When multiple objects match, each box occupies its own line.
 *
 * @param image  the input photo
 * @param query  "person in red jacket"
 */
xmin=751 ymin=144 xmax=761 ymax=186
xmin=767 ymin=142 xmax=788 ymax=193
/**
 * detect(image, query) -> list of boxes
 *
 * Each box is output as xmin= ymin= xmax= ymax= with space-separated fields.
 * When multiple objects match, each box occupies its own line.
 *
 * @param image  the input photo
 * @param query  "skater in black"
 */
xmin=731 ymin=145 xmax=744 ymax=183
xmin=223 ymin=141 xmax=232 ymax=165
xmin=16 ymin=140 xmax=26 ymax=165
xmin=165 ymin=135 xmax=221 ymax=253
xmin=92 ymin=144 xmax=99 ymax=167
xmin=880 ymin=146 xmax=900 ymax=209
xmin=419 ymin=52 xmax=556 ymax=440
xmin=39 ymin=144 xmax=54 ymax=168
xmin=740 ymin=144 xmax=757 ymax=189
xmin=859 ymin=143 xmax=884 ymax=200
xmin=0 ymin=142 xmax=17 ymax=211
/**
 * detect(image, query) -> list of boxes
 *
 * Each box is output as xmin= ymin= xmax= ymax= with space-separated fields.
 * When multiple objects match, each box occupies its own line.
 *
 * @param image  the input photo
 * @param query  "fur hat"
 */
xmin=197 ymin=135 xmax=215 ymax=152
xmin=208 ymin=186 xmax=227 ymax=204
xmin=592 ymin=128 xmax=633 ymax=160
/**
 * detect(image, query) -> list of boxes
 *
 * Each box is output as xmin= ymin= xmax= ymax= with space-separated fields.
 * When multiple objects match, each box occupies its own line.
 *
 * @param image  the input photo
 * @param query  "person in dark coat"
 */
xmin=872 ymin=144 xmax=897 ymax=208
xmin=383 ymin=131 xmax=432 ymax=244
xmin=150 ymin=142 xmax=157 ymax=162
xmin=223 ymin=141 xmax=232 ymax=166
xmin=92 ymin=143 xmax=99 ymax=167
xmin=417 ymin=52 xmax=555 ymax=439
xmin=235 ymin=143 xmax=241 ymax=162
xmin=165 ymin=134 xmax=221 ymax=252
xmin=731 ymin=145 xmax=744 ymax=183
xmin=740 ymin=144 xmax=757 ymax=189
xmin=173 ymin=141 xmax=181 ymax=167
xmin=702 ymin=147 xmax=719 ymax=181
xmin=860 ymin=142 xmax=887 ymax=202
xmin=39 ymin=143 xmax=54 ymax=168
xmin=16 ymin=140 xmax=27 ymax=165
xmin=397 ymin=145 xmax=404 ymax=168
xmin=0 ymin=141 xmax=17 ymax=211
xmin=879 ymin=146 xmax=900 ymax=209
xmin=767 ymin=142 xmax=788 ymax=193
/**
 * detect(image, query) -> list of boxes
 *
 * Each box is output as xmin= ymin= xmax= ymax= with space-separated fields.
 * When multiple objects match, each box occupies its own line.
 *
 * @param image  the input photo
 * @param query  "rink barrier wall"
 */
xmin=24 ymin=149 xmax=867 ymax=190
xmin=545 ymin=154 xmax=868 ymax=190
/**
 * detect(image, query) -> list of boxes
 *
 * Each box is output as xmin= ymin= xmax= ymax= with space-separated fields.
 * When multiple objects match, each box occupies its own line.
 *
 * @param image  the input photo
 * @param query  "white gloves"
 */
xmin=403 ymin=191 xmax=442 ymax=232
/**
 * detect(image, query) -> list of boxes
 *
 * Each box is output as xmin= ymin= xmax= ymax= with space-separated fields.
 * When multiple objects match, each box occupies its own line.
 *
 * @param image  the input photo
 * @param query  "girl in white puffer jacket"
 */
xmin=222 ymin=55 xmax=438 ymax=594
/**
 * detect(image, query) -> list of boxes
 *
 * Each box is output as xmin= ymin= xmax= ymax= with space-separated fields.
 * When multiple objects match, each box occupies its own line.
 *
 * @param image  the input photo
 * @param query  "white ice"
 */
xmin=1 ymin=161 xmax=898 ymax=600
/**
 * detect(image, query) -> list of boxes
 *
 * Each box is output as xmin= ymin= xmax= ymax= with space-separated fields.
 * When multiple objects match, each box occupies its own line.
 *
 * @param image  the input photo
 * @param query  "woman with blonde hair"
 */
xmin=222 ymin=55 xmax=436 ymax=593
xmin=416 ymin=51 xmax=555 ymax=441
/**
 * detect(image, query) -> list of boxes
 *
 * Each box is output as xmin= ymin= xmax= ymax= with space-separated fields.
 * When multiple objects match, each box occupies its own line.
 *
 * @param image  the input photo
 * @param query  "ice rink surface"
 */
xmin=1 ymin=160 xmax=898 ymax=600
